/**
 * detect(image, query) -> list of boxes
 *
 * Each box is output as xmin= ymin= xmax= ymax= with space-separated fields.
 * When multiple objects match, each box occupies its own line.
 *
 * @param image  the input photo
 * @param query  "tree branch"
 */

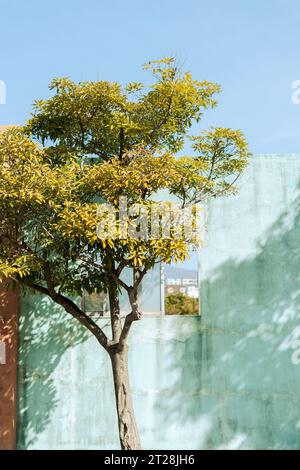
xmin=118 ymin=268 xmax=147 ymax=347
xmin=118 ymin=310 xmax=142 ymax=347
xmin=119 ymin=127 xmax=125 ymax=159
xmin=110 ymin=272 xmax=131 ymax=292
xmin=38 ymin=264 xmax=110 ymax=349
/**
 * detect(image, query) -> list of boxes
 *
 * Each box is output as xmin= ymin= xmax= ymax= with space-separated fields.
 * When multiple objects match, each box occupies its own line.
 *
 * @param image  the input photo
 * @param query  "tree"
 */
xmin=165 ymin=292 xmax=199 ymax=315
xmin=0 ymin=58 xmax=250 ymax=450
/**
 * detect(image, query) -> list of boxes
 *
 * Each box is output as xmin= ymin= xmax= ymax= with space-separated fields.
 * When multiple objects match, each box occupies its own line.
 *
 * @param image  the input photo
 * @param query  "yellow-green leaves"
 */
xmin=0 ymin=128 xmax=49 ymax=205
xmin=26 ymin=58 xmax=221 ymax=163
xmin=0 ymin=60 xmax=250 ymax=296
xmin=125 ymin=82 xmax=144 ymax=94
xmin=189 ymin=127 xmax=251 ymax=200
xmin=191 ymin=127 xmax=249 ymax=168
xmin=83 ymin=150 xmax=178 ymax=202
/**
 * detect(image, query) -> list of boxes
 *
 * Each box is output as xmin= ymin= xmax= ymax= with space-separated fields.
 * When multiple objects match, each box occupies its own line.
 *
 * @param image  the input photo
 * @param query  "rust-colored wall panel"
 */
xmin=0 ymin=282 xmax=19 ymax=450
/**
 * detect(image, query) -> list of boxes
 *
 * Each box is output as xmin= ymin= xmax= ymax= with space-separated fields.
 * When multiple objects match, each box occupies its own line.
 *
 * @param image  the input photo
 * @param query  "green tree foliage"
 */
xmin=165 ymin=292 xmax=199 ymax=315
xmin=0 ymin=58 xmax=250 ymax=449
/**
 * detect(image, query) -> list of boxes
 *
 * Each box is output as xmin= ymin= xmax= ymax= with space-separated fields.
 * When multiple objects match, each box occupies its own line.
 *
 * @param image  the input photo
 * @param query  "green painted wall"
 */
xmin=18 ymin=154 xmax=300 ymax=449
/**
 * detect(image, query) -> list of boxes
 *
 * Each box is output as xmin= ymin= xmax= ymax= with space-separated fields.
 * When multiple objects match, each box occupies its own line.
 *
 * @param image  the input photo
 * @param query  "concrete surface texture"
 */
xmin=17 ymin=154 xmax=300 ymax=449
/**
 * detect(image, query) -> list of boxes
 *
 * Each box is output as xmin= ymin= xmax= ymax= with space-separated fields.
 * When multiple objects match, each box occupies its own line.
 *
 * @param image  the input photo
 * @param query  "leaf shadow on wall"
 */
xmin=17 ymin=293 xmax=92 ymax=449
xmin=155 ymin=185 xmax=300 ymax=449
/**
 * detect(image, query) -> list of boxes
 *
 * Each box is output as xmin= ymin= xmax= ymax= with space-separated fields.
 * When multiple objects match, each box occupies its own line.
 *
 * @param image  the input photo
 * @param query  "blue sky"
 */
xmin=1 ymin=0 xmax=300 ymax=154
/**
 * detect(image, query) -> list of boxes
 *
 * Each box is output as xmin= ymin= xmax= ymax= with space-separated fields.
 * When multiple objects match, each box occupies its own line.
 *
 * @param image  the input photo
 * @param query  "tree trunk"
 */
xmin=110 ymin=345 xmax=141 ymax=450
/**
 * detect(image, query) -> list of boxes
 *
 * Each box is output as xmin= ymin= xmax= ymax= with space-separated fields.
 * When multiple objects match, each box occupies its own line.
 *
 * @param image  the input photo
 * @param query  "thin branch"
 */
xmin=118 ymin=268 xmax=147 ymax=347
xmin=119 ymin=127 xmax=125 ymax=159
xmin=16 ymin=278 xmax=49 ymax=296
xmin=115 ymin=259 xmax=127 ymax=277
xmin=133 ymin=268 xmax=147 ymax=289
xmin=227 ymin=171 xmax=242 ymax=189
xmin=40 ymin=264 xmax=109 ymax=349
xmin=110 ymin=271 xmax=131 ymax=292
xmin=119 ymin=310 xmax=142 ymax=347
xmin=148 ymin=93 xmax=173 ymax=142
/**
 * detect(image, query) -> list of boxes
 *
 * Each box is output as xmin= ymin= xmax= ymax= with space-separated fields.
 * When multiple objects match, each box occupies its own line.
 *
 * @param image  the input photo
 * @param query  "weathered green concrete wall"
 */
xmin=199 ymin=154 xmax=300 ymax=449
xmin=17 ymin=154 xmax=300 ymax=449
